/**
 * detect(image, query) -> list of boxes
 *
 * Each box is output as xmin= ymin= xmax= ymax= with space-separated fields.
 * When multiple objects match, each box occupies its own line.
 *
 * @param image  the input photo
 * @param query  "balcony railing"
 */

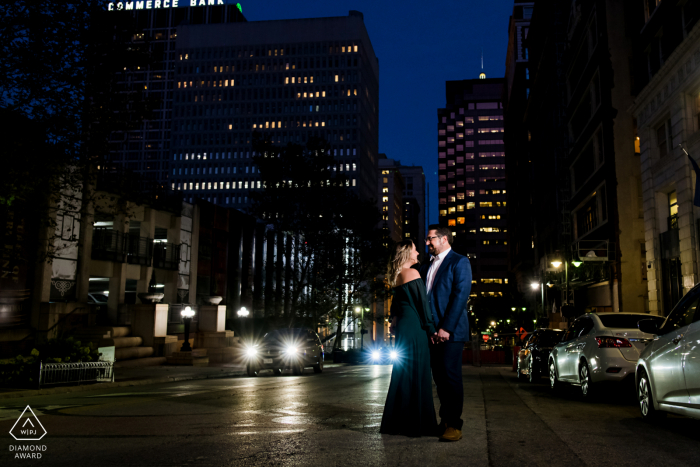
xmin=153 ymin=241 xmax=181 ymax=270
xmin=92 ymin=228 xmax=179 ymax=270
xmin=92 ymin=228 xmax=126 ymax=262
xmin=126 ymin=234 xmax=153 ymax=266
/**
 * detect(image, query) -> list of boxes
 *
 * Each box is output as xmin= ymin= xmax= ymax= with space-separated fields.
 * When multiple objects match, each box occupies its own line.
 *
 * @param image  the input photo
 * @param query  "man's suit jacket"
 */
xmin=420 ymin=249 xmax=472 ymax=342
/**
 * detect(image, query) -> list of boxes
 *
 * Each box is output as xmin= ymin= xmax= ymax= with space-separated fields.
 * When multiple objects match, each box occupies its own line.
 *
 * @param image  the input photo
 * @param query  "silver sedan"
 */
xmin=636 ymin=285 xmax=700 ymax=420
xmin=549 ymin=312 xmax=662 ymax=399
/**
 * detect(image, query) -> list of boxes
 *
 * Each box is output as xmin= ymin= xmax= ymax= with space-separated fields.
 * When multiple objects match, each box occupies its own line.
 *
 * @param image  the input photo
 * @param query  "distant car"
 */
xmin=245 ymin=328 xmax=324 ymax=377
xmin=365 ymin=346 xmax=399 ymax=364
xmin=87 ymin=293 xmax=109 ymax=304
xmin=636 ymin=284 xmax=700 ymax=420
xmin=549 ymin=313 xmax=664 ymax=399
xmin=516 ymin=328 xmax=565 ymax=383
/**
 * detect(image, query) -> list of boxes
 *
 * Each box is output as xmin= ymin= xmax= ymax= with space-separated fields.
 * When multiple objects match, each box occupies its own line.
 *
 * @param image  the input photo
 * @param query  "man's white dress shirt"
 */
xmin=426 ymin=247 xmax=451 ymax=294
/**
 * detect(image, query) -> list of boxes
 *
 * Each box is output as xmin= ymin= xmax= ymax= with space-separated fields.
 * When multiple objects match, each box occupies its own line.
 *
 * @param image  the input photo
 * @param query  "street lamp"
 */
xmin=180 ymin=306 xmax=195 ymax=351
xmin=511 ymin=307 xmax=516 ymax=312
xmin=238 ymin=307 xmax=249 ymax=317
xmin=354 ymin=306 xmax=365 ymax=350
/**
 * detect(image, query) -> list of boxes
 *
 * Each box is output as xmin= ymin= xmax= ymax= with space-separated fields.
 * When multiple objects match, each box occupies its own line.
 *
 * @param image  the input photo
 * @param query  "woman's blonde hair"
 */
xmin=388 ymin=239 xmax=416 ymax=287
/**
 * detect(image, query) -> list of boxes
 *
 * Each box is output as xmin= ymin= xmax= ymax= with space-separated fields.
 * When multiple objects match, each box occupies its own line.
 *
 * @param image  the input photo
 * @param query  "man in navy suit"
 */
xmin=420 ymin=224 xmax=472 ymax=441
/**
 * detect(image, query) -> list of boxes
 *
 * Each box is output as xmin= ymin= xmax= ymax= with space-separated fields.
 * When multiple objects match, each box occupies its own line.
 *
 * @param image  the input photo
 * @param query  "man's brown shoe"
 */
xmin=439 ymin=427 xmax=462 ymax=441
xmin=436 ymin=421 xmax=448 ymax=436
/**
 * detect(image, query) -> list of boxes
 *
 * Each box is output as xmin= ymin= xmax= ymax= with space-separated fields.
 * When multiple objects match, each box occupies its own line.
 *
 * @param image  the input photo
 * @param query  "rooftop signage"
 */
xmin=107 ymin=0 xmax=242 ymax=12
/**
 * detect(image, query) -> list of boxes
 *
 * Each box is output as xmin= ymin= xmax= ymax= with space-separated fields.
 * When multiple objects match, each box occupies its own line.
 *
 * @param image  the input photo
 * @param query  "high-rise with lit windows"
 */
xmin=107 ymin=2 xmax=248 ymax=191
xmin=437 ymin=78 xmax=508 ymax=298
xmin=170 ymin=11 xmax=380 ymax=207
xmin=378 ymin=155 xmax=404 ymax=245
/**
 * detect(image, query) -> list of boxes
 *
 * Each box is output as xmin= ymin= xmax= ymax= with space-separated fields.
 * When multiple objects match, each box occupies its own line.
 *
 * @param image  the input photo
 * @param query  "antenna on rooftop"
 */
xmin=479 ymin=48 xmax=486 ymax=79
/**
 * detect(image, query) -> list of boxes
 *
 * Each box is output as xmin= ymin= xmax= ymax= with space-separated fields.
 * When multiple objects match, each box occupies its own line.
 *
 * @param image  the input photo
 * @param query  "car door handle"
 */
xmin=672 ymin=335 xmax=683 ymax=345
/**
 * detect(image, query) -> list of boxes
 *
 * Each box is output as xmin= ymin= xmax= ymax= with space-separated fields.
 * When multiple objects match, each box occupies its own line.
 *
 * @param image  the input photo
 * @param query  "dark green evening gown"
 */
xmin=380 ymin=278 xmax=438 ymax=436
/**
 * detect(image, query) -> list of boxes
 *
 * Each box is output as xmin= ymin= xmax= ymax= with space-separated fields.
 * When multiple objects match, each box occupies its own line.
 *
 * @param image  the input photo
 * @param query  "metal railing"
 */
xmin=92 ymin=228 xmax=126 ymax=262
xmin=38 ymin=361 xmax=114 ymax=388
xmin=126 ymin=234 xmax=153 ymax=266
xmin=153 ymin=241 xmax=180 ymax=270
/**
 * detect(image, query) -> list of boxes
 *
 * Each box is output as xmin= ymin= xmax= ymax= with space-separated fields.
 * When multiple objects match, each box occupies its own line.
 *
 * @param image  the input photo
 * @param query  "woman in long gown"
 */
xmin=380 ymin=239 xmax=438 ymax=437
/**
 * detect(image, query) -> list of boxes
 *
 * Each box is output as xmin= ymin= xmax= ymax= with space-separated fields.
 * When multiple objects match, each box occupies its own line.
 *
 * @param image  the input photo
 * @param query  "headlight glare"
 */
xmin=390 ymin=350 xmax=398 ymax=361
xmin=285 ymin=346 xmax=298 ymax=355
xmin=245 ymin=347 xmax=257 ymax=357
xmin=371 ymin=351 xmax=380 ymax=360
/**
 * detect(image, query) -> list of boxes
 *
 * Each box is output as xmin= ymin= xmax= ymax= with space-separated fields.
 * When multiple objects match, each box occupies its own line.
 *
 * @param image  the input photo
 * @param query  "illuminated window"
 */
xmin=382 ymin=170 xmax=390 ymax=174
xmin=448 ymin=207 xmax=456 ymax=214
xmin=448 ymin=219 xmax=456 ymax=226
xmin=439 ymin=210 xmax=447 ymax=216
xmin=382 ymin=196 xmax=389 ymax=202
xmin=457 ymin=205 xmax=465 ymax=211
xmin=457 ymin=217 xmax=465 ymax=224
xmin=467 ymin=202 xmax=476 ymax=209
xmin=382 ymin=187 xmax=388 ymax=193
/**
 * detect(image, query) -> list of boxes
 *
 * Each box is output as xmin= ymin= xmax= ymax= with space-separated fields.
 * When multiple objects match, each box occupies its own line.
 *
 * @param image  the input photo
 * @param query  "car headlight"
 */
xmin=285 ymin=346 xmax=298 ymax=355
xmin=390 ymin=351 xmax=398 ymax=361
xmin=371 ymin=351 xmax=380 ymax=360
xmin=245 ymin=347 xmax=257 ymax=357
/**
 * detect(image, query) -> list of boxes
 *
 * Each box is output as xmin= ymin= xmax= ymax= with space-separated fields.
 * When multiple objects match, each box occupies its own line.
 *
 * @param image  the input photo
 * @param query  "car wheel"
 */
xmin=528 ymin=358 xmax=537 ymax=383
xmin=313 ymin=357 xmax=324 ymax=373
xmin=549 ymin=360 xmax=561 ymax=391
xmin=292 ymin=363 xmax=304 ymax=376
xmin=273 ymin=368 xmax=283 ymax=376
xmin=638 ymin=368 xmax=665 ymax=420
xmin=579 ymin=361 xmax=596 ymax=400
xmin=246 ymin=363 xmax=259 ymax=377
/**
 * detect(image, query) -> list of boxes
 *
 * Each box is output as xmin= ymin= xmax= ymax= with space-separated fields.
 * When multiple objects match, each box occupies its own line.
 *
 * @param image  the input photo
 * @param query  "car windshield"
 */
xmin=538 ymin=331 xmax=564 ymax=346
xmin=90 ymin=294 xmax=108 ymax=302
xmin=598 ymin=314 xmax=663 ymax=329
xmin=263 ymin=329 xmax=305 ymax=342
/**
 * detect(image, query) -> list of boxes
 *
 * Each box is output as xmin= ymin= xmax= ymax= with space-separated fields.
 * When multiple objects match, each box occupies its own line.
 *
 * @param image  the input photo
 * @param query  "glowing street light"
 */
xmin=180 ymin=306 xmax=195 ymax=351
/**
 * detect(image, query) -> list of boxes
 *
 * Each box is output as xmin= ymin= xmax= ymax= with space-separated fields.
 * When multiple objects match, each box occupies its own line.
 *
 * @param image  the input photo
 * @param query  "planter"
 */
xmin=203 ymin=296 xmax=223 ymax=305
xmin=137 ymin=293 xmax=164 ymax=304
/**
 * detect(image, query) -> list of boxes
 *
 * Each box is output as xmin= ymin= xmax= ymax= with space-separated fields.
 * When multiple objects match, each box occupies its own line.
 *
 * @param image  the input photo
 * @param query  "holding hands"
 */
xmin=431 ymin=328 xmax=451 ymax=344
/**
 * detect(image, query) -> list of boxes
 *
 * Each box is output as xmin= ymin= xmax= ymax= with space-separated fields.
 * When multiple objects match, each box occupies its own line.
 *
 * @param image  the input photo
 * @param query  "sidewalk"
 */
xmin=0 ymin=363 xmax=347 ymax=400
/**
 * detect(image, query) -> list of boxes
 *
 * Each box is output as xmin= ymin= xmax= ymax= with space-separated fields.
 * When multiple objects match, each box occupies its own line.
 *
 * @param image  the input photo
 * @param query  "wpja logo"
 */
xmin=8 ymin=406 xmax=47 ymax=459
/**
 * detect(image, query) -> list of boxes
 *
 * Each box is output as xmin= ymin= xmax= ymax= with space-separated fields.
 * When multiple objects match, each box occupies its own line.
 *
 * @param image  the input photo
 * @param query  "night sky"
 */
xmin=240 ymin=0 xmax=514 ymax=224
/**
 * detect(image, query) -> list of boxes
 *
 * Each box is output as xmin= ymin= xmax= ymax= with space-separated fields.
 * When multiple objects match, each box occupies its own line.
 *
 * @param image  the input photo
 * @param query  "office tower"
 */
xmin=170 ymin=11 xmax=380 ymax=208
xmin=107 ymin=2 xmax=247 ymax=190
xmin=504 ymin=2 xmax=534 ymax=294
xmin=398 ymin=165 xmax=426 ymax=253
xmin=378 ymin=155 xmax=404 ymax=245
xmin=438 ymin=78 xmax=507 ymax=298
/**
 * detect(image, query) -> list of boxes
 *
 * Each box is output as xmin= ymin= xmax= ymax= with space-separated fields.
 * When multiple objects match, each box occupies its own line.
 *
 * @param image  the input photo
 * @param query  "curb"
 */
xmin=0 ymin=363 xmax=349 ymax=400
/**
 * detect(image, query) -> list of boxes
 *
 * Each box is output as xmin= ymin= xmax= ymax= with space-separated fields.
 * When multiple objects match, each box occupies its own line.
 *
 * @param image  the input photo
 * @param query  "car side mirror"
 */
xmin=638 ymin=318 xmax=659 ymax=335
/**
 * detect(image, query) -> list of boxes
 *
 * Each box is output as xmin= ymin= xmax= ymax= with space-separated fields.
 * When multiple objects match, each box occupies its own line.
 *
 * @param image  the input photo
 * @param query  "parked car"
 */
xmin=636 ymin=284 xmax=700 ymax=420
xmin=87 ymin=293 xmax=109 ymax=304
xmin=516 ymin=328 xmax=565 ymax=383
xmin=245 ymin=328 xmax=324 ymax=377
xmin=549 ymin=313 xmax=664 ymax=399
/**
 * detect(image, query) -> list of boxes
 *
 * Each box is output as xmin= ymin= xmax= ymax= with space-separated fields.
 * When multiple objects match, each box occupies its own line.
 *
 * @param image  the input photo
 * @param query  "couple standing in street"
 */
xmin=380 ymin=225 xmax=472 ymax=441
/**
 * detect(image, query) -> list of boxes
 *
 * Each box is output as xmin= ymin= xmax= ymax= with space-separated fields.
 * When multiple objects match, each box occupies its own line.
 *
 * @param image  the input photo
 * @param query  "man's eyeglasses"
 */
xmin=425 ymin=235 xmax=442 ymax=242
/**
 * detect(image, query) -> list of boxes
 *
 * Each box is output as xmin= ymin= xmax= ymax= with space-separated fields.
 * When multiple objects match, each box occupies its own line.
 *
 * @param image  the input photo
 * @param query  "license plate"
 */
xmin=263 ymin=359 xmax=273 ymax=364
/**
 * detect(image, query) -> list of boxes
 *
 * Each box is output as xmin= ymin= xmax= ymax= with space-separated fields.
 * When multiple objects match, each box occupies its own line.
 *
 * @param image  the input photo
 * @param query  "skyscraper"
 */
xmin=107 ymin=2 xmax=248 ymax=190
xmin=438 ymin=78 xmax=507 ymax=298
xmin=170 ymin=11 xmax=380 ymax=208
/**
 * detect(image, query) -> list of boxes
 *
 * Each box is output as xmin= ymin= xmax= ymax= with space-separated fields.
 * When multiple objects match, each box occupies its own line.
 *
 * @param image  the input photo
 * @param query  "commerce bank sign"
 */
xmin=107 ymin=0 xmax=241 ymax=11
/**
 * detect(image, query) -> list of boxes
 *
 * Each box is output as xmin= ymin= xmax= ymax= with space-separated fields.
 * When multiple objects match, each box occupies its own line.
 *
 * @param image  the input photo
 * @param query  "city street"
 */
xmin=2 ymin=364 xmax=700 ymax=466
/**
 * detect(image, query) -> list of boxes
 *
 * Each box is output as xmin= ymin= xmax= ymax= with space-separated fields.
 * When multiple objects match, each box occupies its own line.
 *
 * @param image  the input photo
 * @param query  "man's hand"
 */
xmin=436 ymin=328 xmax=451 ymax=343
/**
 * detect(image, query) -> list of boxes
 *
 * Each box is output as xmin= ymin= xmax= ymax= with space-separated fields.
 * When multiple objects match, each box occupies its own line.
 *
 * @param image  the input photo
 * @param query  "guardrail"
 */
xmin=38 ymin=361 xmax=114 ymax=388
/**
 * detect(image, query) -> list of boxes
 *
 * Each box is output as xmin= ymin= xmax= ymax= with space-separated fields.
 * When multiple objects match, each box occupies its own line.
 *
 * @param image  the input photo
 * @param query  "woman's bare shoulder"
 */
xmin=396 ymin=267 xmax=421 ymax=286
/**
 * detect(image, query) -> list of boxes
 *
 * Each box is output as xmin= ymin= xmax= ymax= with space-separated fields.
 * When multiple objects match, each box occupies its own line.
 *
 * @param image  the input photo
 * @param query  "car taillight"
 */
xmin=320 ymin=344 xmax=323 ymax=352
xmin=595 ymin=337 xmax=632 ymax=348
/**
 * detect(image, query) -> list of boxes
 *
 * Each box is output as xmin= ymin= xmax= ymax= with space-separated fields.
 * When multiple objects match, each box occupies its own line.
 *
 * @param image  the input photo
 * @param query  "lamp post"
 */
xmin=180 ymin=306 xmax=195 ymax=351
xmin=238 ymin=307 xmax=249 ymax=342
xmin=354 ymin=306 xmax=365 ymax=350
xmin=530 ymin=281 xmax=544 ymax=324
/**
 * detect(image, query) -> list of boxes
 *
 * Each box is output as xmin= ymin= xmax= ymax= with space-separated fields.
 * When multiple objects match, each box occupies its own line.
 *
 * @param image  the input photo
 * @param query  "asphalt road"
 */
xmin=1 ymin=364 xmax=699 ymax=466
